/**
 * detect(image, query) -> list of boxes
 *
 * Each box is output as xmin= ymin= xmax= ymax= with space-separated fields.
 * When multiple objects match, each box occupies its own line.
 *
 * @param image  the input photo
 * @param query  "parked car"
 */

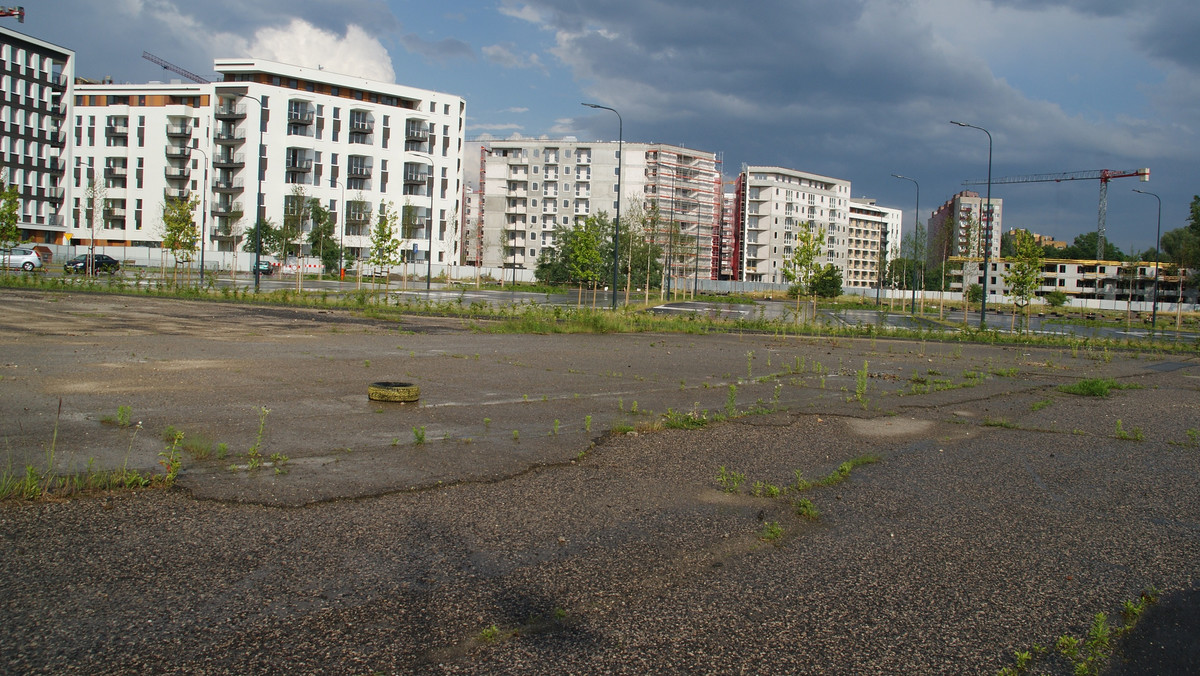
xmin=63 ymin=253 xmax=121 ymax=274
xmin=1 ymin=247 xmax=43 ymax=271
xmin=252 ymin=260 xmax=274 ymax=275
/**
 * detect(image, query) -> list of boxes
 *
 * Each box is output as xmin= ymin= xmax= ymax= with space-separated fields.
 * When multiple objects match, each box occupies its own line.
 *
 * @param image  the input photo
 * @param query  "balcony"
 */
xmin=215 ymin=104 xmax=246 ymax=119
xmin=105 ymin=125 xmax=129 ymax=137
xmin=403 ymin=169 xmax=429 ymax=185
xmin=285 ymin=157 xmax=313 ymax=173
xmin=165 ymin=145 xmax=190 ymax=158
xmin=287 ymin=110 xmax=315 ymax=125
xmin=349 ymin=118 xmax=374 ymax=133
xmin=166 ymin=124 xmax=192 ymax=137
xmin=347 ymin=165 xmax=373 ymax=178
xmin=405 ymin=122 xmax=428 ymax=140
xmin=163 ymin=188 xmax=190 ymax=200
xmin=103 ymin=166 xmax=128 ymax=178
xmin=165 ymin=166 xmax=191 ymax=179
xmin=214 ymin=130 xmax=245 ymax=144
xmin=212 ymin=178 xmax=244 ymax=192
xmin=213 ymin=154 xmax=245 ymax=168
xmin=210 ymin=202 xmax=243 ymax=216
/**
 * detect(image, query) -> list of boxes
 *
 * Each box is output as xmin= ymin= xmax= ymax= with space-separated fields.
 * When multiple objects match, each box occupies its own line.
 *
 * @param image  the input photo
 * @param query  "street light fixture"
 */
xmin=891 ymin=174 xmax=920 ymax=314
xmin=234 ymin=92 xmax=266 ymax=293
xmin=950 ymin=121 xmax=993 ymax=329
xmin=581 ymin=102 xmax=622 ymax=310
xmin=331 ymin=178 xmax=346 ymax=279
xmin=1132 ymin=188 xmax=1162 ymax=331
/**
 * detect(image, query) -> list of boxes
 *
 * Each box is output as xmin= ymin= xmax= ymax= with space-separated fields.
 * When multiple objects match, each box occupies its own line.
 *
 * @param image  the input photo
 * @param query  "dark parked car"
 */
xmin=64 ymin=254 xmax=121 ymax=274
xmin=252 ymin=260 xmax=274 ymax=275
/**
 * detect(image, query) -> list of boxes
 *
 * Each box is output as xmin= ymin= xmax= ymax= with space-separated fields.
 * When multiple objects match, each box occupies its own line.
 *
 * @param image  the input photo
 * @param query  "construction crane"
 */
xmin=964 ymin=168 xmax=1149 ymax=260
xmin=141 ymin=51 xmax=210 ymax=84
xmin=0 ymin=6 xmax=25 ymax=22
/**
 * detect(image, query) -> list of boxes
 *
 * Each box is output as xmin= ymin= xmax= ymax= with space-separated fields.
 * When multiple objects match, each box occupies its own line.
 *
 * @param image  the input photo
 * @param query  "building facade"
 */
xmin=847 ymin=197 xmax=902 ymax=289
xmin=71 ymin=58 xmax=466 ymax=268
xmin=926 ymin=189 xmax=1004 ymax=265
xmin=736 ymin=166 xmax=852 ymax=284
xmin=1 ymin=27 xmax=74 ymax=243
xmin=469 ymin=140 xmax=721 ymax=280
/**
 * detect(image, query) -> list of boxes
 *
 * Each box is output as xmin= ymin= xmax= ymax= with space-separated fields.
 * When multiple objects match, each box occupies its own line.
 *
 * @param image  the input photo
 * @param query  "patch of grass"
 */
xmin=584 ymin=415 xmax=592 ymax=433
xmin=1114 ymin=419 xmax=1144 ymax=441
xmin=794 ymin=498 xmax=819 ymax=519
xmin=1058 ymin=378 xmax=1142 ymax=397
xmin=716 ymin=465 xmax=746 ymax=494
xmin=990 ymin=367 xmax=1019 ymax=377
xmin=759 ymin=521 xmax=783 ymax=542
xmin=983 ymin=417 xmax=1019 ymax=429
xmin=1031 ymin=399 xmax=1052 ymax=412
xmin=413 ymin=425 xmax=427 ymax=445
xmin=662 ymin=407 xmax=709 ymax=430
xmin=478 ymin=624 xmax=502 ymax=644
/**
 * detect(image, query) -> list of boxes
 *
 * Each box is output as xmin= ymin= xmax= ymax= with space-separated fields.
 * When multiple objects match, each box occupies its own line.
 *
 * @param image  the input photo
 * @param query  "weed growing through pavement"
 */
xmin=983 ymin=417 xmax=1019 ymax=429
xmin=116 ymin=405 xmax=133 ymax=427
xmin=998 ymin=586 xmax=1160 ymax=676
xmin=158 ymin=432 xmax=183 ymax=483
xmin=725 ymin=385 xmax=738 ymax=418
xmin=855 ymin=360 xmax=869 ymax=408
xmin=552 ymin=419 xmax=560 ymax=435
xmin=413 ymin=426 xmax=427 ymax=445
xmin=1031 ymin=399 xmax=1052 ymax=412
xmin=245 ymin=406 xmax=270 ymax=470
xmin=746 ymin=350 xmax=754 ymax=379
xmin=716 ymin=465 xmax=746 ymax=493
xmin=584 ymin=415 xmax=592 ymax=432
xmin=794 ymin=498 xmax=819 ymax=519
xmin=759 ymin=521 xmax=783 ymax=542
xmin=364 ymin=359 xmax=370 ymax=368
xmin=1059 ymin=378 xmax=1142 ymax=397
xmin=1114 ymin=419 xmax=1144 ymax=441
xmin=512 ymin=429 xmax=520 ymax=441
xmin=479 ymin=625 xmax=501 ymax=644
xmin=269 ymin=452 xmax=290 ymax=475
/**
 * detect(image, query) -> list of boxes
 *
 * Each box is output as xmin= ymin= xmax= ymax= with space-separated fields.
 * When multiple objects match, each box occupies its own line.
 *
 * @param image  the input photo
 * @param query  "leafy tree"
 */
xmin=565 ymin=215 xmax=606 ymax=302
xmin=1188 ymin=195 xmax=1200 ymax=236
xmin=966 ymin=283 xmax=983 ymax=304
xmin=368 ymin=200 xmax=401 ymax=291
xmin=782 ymin=222 xmax=825 ymax=319
xmin=0 ymin=180 xmax=19 ymax=250
xmin=1045 ymin=290 xmax=1068 ymax=308
xmin=811 ymin=263 xmax=843 ymax=298
xmin=160 ymin=195 xmax=201 ymax=284
xmin=1058 ymin=231 xmax=1124 ymax=261
xmin=307 ymin=198 xmax=341 ymax=275
xmin=243 ymin=218 xmax=281 ymax=262
xmin=1005 ymin=229 xmax=1044 ymax=332
xmin=279 ymin=185 xmax=310 ymax=262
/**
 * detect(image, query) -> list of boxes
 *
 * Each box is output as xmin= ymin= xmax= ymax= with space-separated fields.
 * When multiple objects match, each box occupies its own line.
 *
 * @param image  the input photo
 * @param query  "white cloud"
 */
xmin=482 ymin=44 xmax=545 ymax=72
xmin=245 ymin=20 xmax=395 ymax=82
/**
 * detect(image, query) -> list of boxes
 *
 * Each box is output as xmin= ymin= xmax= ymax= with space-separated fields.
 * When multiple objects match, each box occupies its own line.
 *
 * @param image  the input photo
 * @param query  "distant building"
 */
xmin=470 ymin=140 xmax=721 ymax=281
xmin=947 ymin=256 xmax=1191 ymax=303
xmin=734 ymin=166 xmax=852 ymax=284
xmin=926 ymin=190 xmax=1004 ymax=264
xmin=1 ymin=26 xmax=74 ymax=243
xmin=847 ymin=198 xmax=902 ymax=289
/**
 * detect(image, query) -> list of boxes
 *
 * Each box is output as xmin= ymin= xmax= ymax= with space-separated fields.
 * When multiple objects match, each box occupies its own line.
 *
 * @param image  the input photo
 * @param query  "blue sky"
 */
xmin=20 ymin=0 xmax=1200 ymax=255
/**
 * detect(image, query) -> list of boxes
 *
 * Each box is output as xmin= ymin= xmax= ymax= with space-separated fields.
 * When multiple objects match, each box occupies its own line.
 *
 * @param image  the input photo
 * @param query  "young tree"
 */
xmin=782 ymin=221 xmax=825 ymax=322
xmin=811 ymin=263 xmax=843 ymax=298
xmin=368 ymin=200 xmax=401 ymax=294
xmin=307 ymin=198 xmax=341 ymax=276
xmin=84 ymin=180 xmax=107 ymax=276
xmin=565 ymin=215 xmax=606 ymax=306
xmin=160 ymin=195 xmax=201 ymax=285
xmin=1005 ymin=229 xmax=1044 ymax=332
xmin=0 ymin=179 xmax=20 ymax=275
xmin=243 ymin=218 xmax=280 ymax=265
xmin=281 ymin=186 xmax=310 ymax=288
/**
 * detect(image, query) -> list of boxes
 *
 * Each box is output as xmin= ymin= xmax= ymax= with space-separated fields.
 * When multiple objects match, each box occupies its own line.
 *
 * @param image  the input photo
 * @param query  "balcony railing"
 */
xmin=212 ymin=178 xmax=244 ymax=191
xmin=164 ymin=167 xmax=190 ymax=179
xmin=105 ymin=125 xmax=129 ymax=136
xmin=347 ymin=165 xmax=373 ymax=178
xmin=166 ymin=124 xmax=192 ymax=137
xmin=404 ymin=123 xmax=428 ymax=140
xmin=104 ymin=166 xmax=128 ymax=178
xmin=215 ymin=104 xmax=247 ymax=119
xmin=165 ymin=146 xmax=190 ymax=158
xmin=213 ymin=154 xmax=245 ymax=168
xmin=214 ymin=130 xmax=245 ymax=143
xmin=349 ymin=119 xmax=374 ymax=132
xmin=163 ymin=188 xmax=190 ymax=200
xmin=210 ymin=202 xmax=243 ymax=216
xmin=285 ymin=158 xmax=313 ymax=172
xmin=287 ymin=110 xmax=315 ymax=125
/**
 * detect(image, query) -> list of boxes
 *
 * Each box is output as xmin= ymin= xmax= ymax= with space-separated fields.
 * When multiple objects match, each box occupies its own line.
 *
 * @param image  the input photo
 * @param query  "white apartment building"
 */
xmin=737 ymin=166 xmax=851 ymax=284
xmin=72 ymin=58 xmax=466 ymax=268
xmin=1 ymin=26 xmax=74 ymax=243
xmin=468 ymin=140 xmax=721 ymax=278
xmin=847 ymin=198 xmax=902 ymax=289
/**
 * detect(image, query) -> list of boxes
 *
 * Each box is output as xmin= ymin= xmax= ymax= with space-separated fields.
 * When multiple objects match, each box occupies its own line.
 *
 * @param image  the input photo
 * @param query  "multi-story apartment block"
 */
xmin=735 ymin=166 xmax=851 ymax=284
xmin=947 ymin=256 xmax=1191 ymax=304
xmin=926 ymin=190 xmax=1004 ymax=264
xmin=470 ymin=140 xmax=721 ymax=279
xmin=72 ymin=81 xmax=212 ymax=247
xmin=847 ymin=198 xmax=902 ymax=289
xmin=1 ymin=27 xmax=74 ymax=243
xmin=72 ymin=57 xmax=466 ymax=267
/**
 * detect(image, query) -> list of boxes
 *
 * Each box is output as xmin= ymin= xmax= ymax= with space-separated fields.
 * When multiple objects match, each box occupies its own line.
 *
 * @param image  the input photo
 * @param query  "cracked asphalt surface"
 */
xmin=2 ymin=289 xmax=1199 ymax=674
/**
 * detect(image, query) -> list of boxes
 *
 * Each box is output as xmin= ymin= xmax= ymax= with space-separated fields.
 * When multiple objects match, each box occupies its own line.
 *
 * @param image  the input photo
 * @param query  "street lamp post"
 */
xmin=582 ymin=102 xmax=622 ymax=310
xmin=233 ymin=92 xmax=267 ymax=292
xmin=331 ymin=178 xmax=346 ymax=279
xmin=1132 ymin=188 xmax=1162 ymax=331
xmin=189 ymin=145 xmax=209 ymax=286
xmin=950 ymin=121 xmax=993 ymax=329
xmin=891 ymin=174 xmax=920 ymax=314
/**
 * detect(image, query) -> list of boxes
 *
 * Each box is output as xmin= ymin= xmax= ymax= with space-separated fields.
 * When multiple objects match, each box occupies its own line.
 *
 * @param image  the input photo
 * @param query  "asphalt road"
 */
xmin=2 ymin=289 xmax=1199 ymax=674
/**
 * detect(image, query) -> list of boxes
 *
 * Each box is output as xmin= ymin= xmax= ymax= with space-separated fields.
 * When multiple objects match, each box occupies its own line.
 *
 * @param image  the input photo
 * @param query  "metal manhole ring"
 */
xmin=368 ymin=381 xmax=420 ymax=402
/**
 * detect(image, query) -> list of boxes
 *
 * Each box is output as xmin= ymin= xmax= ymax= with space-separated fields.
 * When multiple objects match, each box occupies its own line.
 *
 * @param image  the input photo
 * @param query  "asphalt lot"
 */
xmin=2 ymin=289 xmax=1199 ymax=674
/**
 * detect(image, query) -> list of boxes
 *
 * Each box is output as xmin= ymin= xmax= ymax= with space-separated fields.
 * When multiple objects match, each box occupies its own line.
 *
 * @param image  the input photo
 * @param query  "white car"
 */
xmin=1 ymin=247 xmax=43 ymax=271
